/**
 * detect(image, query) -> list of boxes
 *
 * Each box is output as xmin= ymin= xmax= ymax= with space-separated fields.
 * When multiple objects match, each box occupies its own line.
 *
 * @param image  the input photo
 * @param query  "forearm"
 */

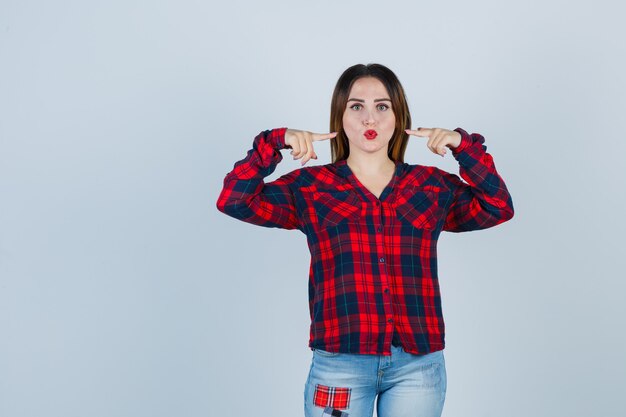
xmin=444 ymin=128 xmax=514 ymax=231
xmin=216 ymin=128 xmax=300 ymax=229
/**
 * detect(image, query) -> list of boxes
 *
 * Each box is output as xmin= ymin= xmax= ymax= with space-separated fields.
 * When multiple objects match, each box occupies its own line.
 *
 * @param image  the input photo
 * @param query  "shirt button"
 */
xmin=379 ymin=257 xmax=385 ymax=263
xmin=387 ymin=318 xmax=393 ymax=323
xmin=384 ymin=288 xmax=390 ymax=294
xmin=377 ymin=226 xmax=382 ymax=232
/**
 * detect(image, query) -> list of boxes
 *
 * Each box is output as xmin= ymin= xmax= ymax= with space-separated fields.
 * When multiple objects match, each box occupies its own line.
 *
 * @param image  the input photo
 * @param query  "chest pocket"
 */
xmin=312 ymin=190 xmax=361 ymax=228
xmin=395 ymin=186 xmax=448 ymax=230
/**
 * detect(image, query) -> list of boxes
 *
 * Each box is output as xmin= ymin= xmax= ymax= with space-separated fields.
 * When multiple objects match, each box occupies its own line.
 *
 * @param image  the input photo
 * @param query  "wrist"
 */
xmin=452 ymin=128 xmax=471 ymax=154
xmin=274 ymin=127 xmax=289 ymax=149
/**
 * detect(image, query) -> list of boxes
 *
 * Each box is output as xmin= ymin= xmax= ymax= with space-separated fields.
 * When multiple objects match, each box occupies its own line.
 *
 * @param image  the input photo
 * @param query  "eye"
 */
xmin=350 ymin=104 xmax=362 ymax=110
xmin=377 ymin=104 xmax=390 ymax=111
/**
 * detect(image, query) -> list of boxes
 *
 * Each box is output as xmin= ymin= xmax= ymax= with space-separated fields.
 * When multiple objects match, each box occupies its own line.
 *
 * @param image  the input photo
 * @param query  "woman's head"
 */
xmin=330 ymin=63 xmax=411 ymax=163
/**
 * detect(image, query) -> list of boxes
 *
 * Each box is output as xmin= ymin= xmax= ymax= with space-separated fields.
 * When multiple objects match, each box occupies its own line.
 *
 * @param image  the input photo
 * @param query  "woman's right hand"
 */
xmin=285 ymin=129 xmax=337 ymax=166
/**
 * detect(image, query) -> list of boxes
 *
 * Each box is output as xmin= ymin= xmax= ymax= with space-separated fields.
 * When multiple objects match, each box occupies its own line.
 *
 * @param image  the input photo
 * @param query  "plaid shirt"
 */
xmin=217 ymin=127 xmax=514 ymax=356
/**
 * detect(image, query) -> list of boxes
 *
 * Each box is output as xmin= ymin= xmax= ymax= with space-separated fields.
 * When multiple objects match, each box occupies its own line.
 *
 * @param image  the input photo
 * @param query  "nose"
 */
xmin=362 ymin=109 xmax=376 ymax=126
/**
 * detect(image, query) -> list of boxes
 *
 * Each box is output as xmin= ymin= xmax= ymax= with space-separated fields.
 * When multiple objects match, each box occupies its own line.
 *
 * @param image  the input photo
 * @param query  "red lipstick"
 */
xmin=364 ymin=129 xmax=378 ymax=140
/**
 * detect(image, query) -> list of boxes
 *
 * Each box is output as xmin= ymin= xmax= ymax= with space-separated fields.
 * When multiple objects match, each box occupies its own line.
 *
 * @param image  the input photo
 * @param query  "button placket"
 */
xmin=371 ymin=196 xmax=395 ymax=350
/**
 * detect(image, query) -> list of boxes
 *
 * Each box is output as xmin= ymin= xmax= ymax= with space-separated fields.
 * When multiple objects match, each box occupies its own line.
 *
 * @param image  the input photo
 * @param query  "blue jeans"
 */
xmin=304 ymin=345 xmax=446 ymax=417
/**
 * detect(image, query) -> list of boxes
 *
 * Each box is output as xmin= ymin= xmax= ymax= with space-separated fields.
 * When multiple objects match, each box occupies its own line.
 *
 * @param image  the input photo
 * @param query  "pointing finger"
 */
xmin=312 ymin=132 xmax=338 ymax=141
xmin=405 ymin=128 xmax=431 ymax=137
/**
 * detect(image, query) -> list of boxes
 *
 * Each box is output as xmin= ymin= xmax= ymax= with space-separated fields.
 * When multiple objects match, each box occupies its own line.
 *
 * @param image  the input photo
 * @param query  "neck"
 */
xmin=346 ymin=150 xmax=395 ymax=176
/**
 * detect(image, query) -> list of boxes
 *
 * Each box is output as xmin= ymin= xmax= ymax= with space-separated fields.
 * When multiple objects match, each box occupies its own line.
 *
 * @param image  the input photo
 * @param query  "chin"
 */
xmin=361 ymin=144 xmax=388 ymax=154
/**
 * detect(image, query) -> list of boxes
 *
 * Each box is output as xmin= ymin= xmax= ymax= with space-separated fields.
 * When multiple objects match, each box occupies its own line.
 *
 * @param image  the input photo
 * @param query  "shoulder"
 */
xmin=398 ymin=163 xmax=462 ymax=190
xmin=275 ymin=163 xmax=338 ymax=188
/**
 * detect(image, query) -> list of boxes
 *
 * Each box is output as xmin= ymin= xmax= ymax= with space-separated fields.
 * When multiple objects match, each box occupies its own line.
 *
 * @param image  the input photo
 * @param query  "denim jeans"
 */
xmin=304 ymin=345 xmax=446 ymax=417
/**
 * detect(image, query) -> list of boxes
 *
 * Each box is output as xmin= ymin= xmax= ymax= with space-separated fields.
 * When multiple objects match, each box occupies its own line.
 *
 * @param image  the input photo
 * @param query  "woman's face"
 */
xmin=342 ymin=76 xmax=396 ymax=157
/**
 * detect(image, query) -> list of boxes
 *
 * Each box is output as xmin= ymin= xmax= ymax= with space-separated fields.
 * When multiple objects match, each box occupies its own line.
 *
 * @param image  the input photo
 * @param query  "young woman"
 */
xmin=217 ymin=63 xmax=514 ymax=417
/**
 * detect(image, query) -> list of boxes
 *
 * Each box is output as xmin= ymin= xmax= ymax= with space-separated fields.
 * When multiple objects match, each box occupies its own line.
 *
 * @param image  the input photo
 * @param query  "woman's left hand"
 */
xmin=405 ymin=127 xmax=462 ymax=157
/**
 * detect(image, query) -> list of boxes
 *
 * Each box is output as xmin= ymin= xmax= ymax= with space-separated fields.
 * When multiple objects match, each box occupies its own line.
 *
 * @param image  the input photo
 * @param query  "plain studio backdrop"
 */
xmin=1 ymin=1 xmax=625 ymax=416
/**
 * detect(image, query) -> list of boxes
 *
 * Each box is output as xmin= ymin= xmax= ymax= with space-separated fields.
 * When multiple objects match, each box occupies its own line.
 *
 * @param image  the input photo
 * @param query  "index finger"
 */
xmin=405 ymin=128 xmax=432 ymax=137
xmin=312 ymin=132 xmax=338 ymax=141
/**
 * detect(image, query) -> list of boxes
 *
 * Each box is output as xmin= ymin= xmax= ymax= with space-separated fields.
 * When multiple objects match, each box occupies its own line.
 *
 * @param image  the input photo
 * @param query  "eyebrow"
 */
xmin=347 ymin=98 xmax=392 ymax=103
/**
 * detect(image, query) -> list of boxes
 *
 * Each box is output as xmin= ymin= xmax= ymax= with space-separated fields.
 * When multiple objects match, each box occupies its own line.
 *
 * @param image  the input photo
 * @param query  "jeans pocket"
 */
xmin=418 ymin=362 xmax=443 ymax=388
xmin=313 ymin=348 xmax=341 ymax=357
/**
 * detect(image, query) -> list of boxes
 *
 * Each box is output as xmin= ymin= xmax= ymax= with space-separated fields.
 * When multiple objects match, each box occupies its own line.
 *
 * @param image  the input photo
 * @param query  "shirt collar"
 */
xmin=333 ymin=159 xmax=352 ymax=178
xmin=333 ymin=159 xmax=402 ymax=178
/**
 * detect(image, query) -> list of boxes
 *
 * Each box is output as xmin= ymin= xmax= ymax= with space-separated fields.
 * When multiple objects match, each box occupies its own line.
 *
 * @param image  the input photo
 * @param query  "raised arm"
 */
xmin=216 ymin=128 xmax=336 ymax=230
xmin=441 ymin=127 xmax=515 ymax=232
xmin=406 ymin=126 xmax=514 ymax=232
xmin=216 ymin=128 xmax=301 ymax=230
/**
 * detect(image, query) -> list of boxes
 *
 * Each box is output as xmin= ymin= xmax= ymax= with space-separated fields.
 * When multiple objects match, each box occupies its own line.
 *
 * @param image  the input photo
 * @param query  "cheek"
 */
xmin=342 ymin=113 xmax=358 ymax=131
xmin=383 ymin=114 xmax=396 ymax=128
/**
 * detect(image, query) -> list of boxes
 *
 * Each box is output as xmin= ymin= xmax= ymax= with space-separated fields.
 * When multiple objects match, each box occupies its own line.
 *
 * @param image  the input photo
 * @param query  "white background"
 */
xmin=1 ymin=1 xmax=625 ymax=416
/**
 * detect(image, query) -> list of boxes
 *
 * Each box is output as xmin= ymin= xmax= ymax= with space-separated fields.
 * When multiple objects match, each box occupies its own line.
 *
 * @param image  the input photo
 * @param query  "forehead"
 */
xmin=349 ymin=77 xmax=390 ymax=98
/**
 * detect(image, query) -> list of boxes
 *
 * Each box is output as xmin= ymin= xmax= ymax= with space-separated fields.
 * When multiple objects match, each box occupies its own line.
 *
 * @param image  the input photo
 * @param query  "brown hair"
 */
xmin=330 ymin=63 xmax=411 ymax=163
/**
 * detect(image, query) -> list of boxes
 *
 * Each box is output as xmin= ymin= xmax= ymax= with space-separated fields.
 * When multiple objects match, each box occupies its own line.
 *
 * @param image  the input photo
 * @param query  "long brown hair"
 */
xmin=330 ymin=63 xmax=411 ymax=163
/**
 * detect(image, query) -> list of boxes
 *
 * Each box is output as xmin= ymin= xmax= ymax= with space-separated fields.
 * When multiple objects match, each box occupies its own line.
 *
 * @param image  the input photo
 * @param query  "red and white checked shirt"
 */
xmin=216 ymin=127 xmax=514 ymax=356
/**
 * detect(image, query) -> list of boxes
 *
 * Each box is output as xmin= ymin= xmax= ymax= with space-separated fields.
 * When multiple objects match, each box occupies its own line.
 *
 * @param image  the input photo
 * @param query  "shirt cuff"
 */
xmin=451 ymin=127 xmax=472 ymax=155
xmin=271 ymin=127 xmax=289 ymax=150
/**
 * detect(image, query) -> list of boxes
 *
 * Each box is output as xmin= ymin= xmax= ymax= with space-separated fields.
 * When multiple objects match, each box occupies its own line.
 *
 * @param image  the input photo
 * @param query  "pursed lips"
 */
xmin=364 ymin=130 xmax=378 ymax=140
